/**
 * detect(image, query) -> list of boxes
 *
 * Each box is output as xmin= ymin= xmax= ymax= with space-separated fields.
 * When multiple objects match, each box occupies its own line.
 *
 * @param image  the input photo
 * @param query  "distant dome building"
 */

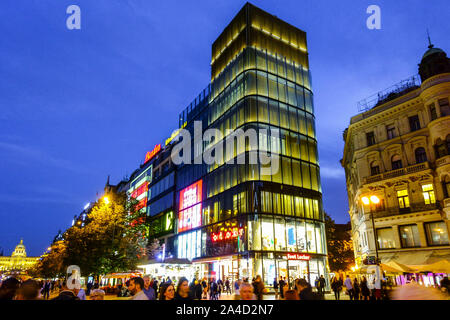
xmin=0 ymin=240 xmax=39 ymax=274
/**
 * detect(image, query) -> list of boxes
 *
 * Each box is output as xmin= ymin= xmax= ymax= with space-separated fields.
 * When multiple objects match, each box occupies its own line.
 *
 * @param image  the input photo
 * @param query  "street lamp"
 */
xmin=103 ymin=196 xmax=110 ymax=204
xmin=361 ymin=195 xmax=380 ymax=263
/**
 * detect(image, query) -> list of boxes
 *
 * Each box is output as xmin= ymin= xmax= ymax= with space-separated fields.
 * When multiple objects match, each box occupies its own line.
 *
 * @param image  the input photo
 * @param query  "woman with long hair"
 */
xmin=175 ymin=277 xmax=193 ymax=300
xmin=159 ymin=283 xmax=175 ymax=300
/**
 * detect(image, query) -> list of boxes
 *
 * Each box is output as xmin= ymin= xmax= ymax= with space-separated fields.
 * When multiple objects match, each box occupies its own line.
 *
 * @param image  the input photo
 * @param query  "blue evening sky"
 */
xmin=0 ymin=0 xmax=448 ymax=256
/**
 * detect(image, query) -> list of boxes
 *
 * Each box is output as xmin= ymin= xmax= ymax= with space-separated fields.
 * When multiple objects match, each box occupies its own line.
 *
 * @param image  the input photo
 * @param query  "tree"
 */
xmin=62 ymin=192 xmax=142 ymax=277
xmin=324 ymin=212 xmax=355 ymax=272
xmin=29 ymin=240 xmax=67 ymax=278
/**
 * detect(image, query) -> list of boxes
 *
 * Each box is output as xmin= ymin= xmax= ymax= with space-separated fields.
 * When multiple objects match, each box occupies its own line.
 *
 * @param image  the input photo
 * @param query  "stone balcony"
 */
xmin=372 ymin=202 xmax=441 ymax=219
xmin=436 ymin=155 xmax=450 ymax=168
xmin=363 ymin=161 xmax=430 ymax=185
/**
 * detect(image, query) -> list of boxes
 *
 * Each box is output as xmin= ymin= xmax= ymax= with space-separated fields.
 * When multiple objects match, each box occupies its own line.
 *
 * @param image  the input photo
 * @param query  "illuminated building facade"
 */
xmin=0 ymin=240 xmax=39 ymax=273
xmin=341 ymin=42 xmax=450 ymax=284
xmin=173 ymin=3 xmax=328 ymax=287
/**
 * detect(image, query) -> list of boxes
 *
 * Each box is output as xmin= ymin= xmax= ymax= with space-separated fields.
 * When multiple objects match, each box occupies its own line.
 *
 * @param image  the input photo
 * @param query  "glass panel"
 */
xmin=292 ymin=160 xmax=302 ymax=188
xmin=425 ymin=222 xmax=449 ymax=245
xmin=261 ymin=217 xmax=274 ymax=250
xmin=277 ymin=77 xmax=287 ymax=103
xmin=377 ymin=228 xmax=396 ymax=249
xmin=274 ymin=218 xmax=286 ymax=251
xmin=268 ymin=74 xmax=278 ymax=101
xmin=315 ymin=223 xmax=323 ymax=253
xmin=296 ymin=220 xmax=306 ymax=252
xmin=302 ymin=162 xmax=311 ymax=189
xmin=257 ymin=71 xmax=268 ymax=96
xmin=289 ymin=107 xmax=299 ymax=132
xmin=306 ymin=222 xmax=316 ymax=253
xmin=399 ymin=225 xmax=421 ymax=248
xmin=286 ymin=219 xmax=297 ymax=252
xmin=246 ymin=70 xmax=257 ymax=96
xmin=279 ymin=103 xmax=289 ymax=129
xmin=257 ymin=96 xmax=269 ymax=123
xmin=269 ymin=99 xmax=279 ymax=127
xmin=249 ymin=218 xmax=261 ymax=250
xmin=282 ymin=157 xmax=292 ymax=186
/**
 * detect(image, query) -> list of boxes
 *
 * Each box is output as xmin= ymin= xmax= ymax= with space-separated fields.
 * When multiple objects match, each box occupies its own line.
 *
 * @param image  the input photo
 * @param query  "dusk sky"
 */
xmin=0 ymin=0 xmax=448 ymax=256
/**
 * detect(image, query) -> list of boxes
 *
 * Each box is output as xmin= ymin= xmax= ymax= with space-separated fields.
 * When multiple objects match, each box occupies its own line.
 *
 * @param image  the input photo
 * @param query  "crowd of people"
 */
xmin=1 ymin=274 xmax=448 ymax=300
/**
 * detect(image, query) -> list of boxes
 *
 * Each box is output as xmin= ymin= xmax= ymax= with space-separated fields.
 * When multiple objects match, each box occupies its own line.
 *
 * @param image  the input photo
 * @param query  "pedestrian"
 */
xmin=344 ymin=274 xmax=354 ymax=300
xmin=314 ymin=276 xmax=319 ymax=292
xmin=86 ymin=281 xmax=93 ymax=296
xmin=15 ymin=280 xmax=41 ymax=300
xmin=76 ymin=286 xmax=87 ymax=300
xmin=175 ymin=277 xmax=193 ymax=300
xmin=159 ymin=283 xmax=175 ymax=300
xmin=89 ymin=289 xmax=105 ymax=300
xmin=273 ymin=277 xmax=279 ymax=299
xmin=225 ymin=278 xmax=232 ymax=295
xmin=128 ymin=277 xmax=148 ymax=300
xmin=152 ymin=278 xmax=158 ymax=294
xmin=360 ymin=276 xmax=370 ymax=300
xmin=440 ymin=276 xmax=450 ymax=294
xmin=194 ymin=280 xmax=203 ymax=299
xmin=51 ymin=281 xmax=80 ymax=300
xmin=42 ymin=280 xmax=51 ymax=300
xmin=284 ymin=289 xmax=300 ymax=300
xmin=331 ymin=276 xmax=343 ymax=300
xmin=318 ymin=275 xmax=326 ymax=298
xmin=252 ymin=275 xmax=266 ymax=300
xmin=238 ymin=282 xmax=256 ymax=300
xmin=234 ymin=279 xmax=240 ymax=295
xmin=278 ymin=276 xmax=285 ymax=299
xmin=0 ymin=277 xmax=20 ymax=300
xmin=142 ymin=275 xmax=156 ymax=300
xmin=295 ymin=278 xmax=320 ymax=300
xmin=210 ymin=280 xmax=218 ymax=300
xmin=353 ymin=278 xmax=360 ymax=300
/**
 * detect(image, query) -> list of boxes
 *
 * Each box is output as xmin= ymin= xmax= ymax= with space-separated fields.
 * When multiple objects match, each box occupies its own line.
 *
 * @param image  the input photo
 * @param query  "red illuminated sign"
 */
xmin=178 ymin=180 xmax=203 ymax=232
xmin=287 ymin=253 xmax=311 ymax=261
xmin=211 ymin=227 xmax=244 ymax=242
xmin=130 ymin=181 xmax=148 ymax=199
xmin=144 ymin=144 xmax=161 ymax=163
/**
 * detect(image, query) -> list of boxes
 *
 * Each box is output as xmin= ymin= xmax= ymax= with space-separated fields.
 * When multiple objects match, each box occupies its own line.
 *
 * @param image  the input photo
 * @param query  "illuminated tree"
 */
xmin=324 ymin=212 xmax=355 ymax=272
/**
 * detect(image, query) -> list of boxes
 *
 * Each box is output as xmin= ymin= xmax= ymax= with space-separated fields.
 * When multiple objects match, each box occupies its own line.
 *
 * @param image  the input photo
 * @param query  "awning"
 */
xmin=384 ymin=250 xmax=450 ymax=274
xmin=138 ymin=257 xmax=192 ymax=266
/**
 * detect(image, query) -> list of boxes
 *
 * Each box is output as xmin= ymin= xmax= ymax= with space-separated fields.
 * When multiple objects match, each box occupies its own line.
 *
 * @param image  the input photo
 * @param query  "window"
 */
xmin=377 ymin=228 xmax=396 ymax=249
xmin=391 ymin=155 xmax=403 ymax=170
xmin=366 ymin=132 xmax=375 ymax=146
xmin=397 ymin=190 xmax=410 ymax=208
xmin=386 ymin=125 xmax=396 ymax=140
xmin=425 ymin=221 xmax=449 ymax=246
xmin=438 ymin=98 xmax=450 ymax=117
xmin=444 ymin=176 xmax=450 ymax=199
xmin=429 ymin=103 xmax=437 ymax=121
xmin=408 ymin=115 xmax=421 ymax=132
xmin=370 ymin=161 xmax=380 ymax=176
xmin=434 ymin=136 xmax=450 ymax=158
xmin=421 ymin=184 xmax=436 ymax=204
xmin=399 ymin=225 xmax=421 ymax=248
xmin=415 ymin=147 xmax=427 ymax=164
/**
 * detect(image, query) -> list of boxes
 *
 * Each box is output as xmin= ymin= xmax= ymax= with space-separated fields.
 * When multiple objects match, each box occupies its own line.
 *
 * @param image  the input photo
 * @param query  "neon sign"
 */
xmin=144 ymin=144 xmax=161 ymax=163
xmin=211 ymin=227 xmax=244 ymax=242
xmin=130 ymin=181 xmax=148 ymax=199
xmin=178 ymin=180 xmax=202 ymax=232
xmin=287 ymin=253 xmax=311 ymax=261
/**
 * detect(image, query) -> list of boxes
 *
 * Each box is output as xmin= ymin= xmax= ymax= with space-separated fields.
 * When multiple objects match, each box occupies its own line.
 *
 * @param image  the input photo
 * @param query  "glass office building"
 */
xmin=172 ymin=3 xmax=328 ymax=287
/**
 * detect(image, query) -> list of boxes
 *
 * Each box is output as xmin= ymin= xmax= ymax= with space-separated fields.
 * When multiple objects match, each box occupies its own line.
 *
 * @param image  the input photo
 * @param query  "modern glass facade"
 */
xmin=172 ymin=3 xmax=328 ymax=288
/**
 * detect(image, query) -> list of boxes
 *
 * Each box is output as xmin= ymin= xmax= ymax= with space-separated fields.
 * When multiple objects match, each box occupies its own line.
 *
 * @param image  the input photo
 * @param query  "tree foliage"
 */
xmin=33 ymin=192 xmax=147 ymax=278
xmin=324 ymin=212 xmax=355 ymax=272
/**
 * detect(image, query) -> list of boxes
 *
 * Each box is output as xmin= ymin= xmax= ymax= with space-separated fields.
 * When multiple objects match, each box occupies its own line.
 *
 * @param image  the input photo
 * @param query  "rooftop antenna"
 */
xmin=427 ymin=28 xmax=434 ymax=49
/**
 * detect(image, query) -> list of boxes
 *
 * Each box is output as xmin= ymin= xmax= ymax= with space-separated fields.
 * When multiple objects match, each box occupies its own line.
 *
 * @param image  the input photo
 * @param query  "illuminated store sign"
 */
xmin=130 ymin=181 xmax=148 ymax=199
xmin=286 ymin=253 xmax=311 ymax=261
xmin=178 ymin=180 xmax=202 ymax=232
xmin=211 ymin=227 xmax=244 ymax=242
xmin=164 ymin=211 xmax=174 ymax=231
xmin=144 ymin=144 xmax=161 ymax=164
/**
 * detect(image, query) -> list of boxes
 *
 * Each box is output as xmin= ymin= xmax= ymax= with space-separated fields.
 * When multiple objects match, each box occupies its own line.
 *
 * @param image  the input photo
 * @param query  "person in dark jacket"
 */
xmin=278 ymin=276 xmax=286 ymax=299
xmin=353 ymin=278 xmax=360 ymax=300
xmin=252 ymin=275 xmax=265 ymax=300
xmin=174 ymin=277 xmax=193 ymax=300
xmin=0 ymin=277 xmax=20 ymax=300
xmin=295 ymin=278 xmax=320 ymax=300
xmin=360 ymin=276 xmax=370 ymax=300
xmin=331 ymin=276 xmax=343 ymax=300
xmin=51 ymin=282 xmax=80 ymax=301
xmin=194 ymin=280 xmax=203 ymax=300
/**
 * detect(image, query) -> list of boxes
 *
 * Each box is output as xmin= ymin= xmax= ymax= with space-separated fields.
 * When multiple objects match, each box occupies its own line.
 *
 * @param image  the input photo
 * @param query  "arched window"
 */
xmin=415 ymin=147 xmax=427 ymax=163
xmin=391 ymin=155 xmax=402 ymax=170
xmin=370 ymin=161 xmax=380 ymax=176
xmin=434 ymin=136 xmax=450 ymax=159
